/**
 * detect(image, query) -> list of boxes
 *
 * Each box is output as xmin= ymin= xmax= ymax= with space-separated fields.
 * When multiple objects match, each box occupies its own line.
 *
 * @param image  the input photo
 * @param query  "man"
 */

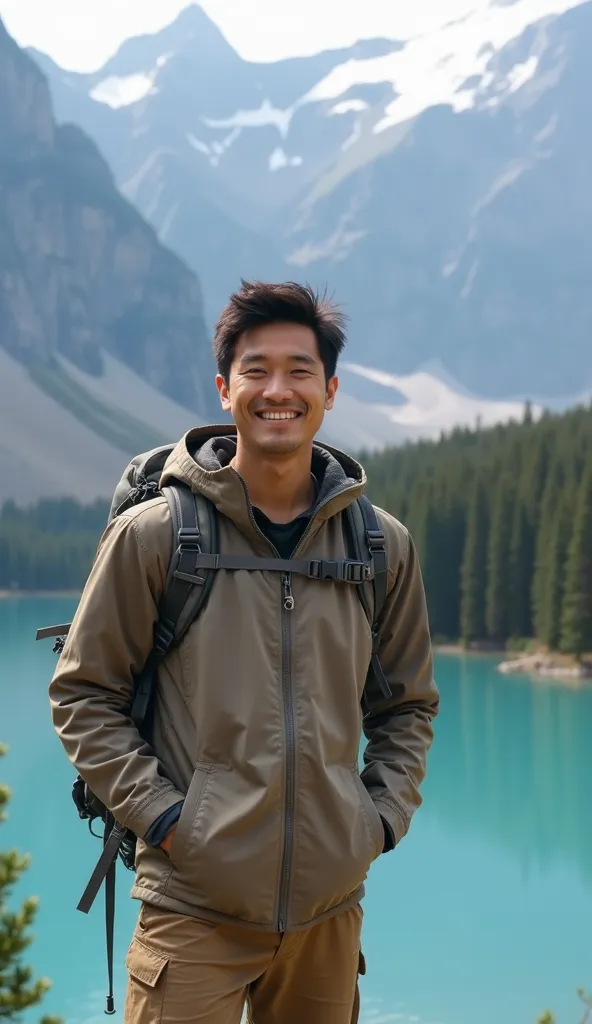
xmin=49 ymin=281 xmax=439 ymax=1024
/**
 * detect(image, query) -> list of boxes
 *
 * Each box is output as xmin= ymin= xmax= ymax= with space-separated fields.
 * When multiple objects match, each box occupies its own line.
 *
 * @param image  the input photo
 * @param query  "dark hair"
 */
xmin=213 ymin=279 xmax=347 ymax=382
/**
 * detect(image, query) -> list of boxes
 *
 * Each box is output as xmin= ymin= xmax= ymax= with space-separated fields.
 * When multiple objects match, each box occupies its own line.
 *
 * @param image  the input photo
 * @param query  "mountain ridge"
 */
xmin=30 ymin=0 xmax=592 ymax=400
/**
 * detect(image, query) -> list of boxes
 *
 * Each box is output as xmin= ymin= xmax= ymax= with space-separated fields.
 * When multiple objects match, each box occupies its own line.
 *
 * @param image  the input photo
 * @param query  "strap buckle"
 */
xmin=309 ymin=560 xmax=373 ymax=583
xmin=178 ymin=527 xmax=202 ymax=552
xmin=153 ymin=618 xmax=175 ymax=655
xmin=366 ymin=529 xmax=385 ymax=551
xmin=366 ymin=529 xmax=387 ymax=574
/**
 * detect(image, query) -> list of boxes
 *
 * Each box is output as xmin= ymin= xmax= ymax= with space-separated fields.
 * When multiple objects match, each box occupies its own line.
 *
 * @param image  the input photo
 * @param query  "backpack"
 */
xmin=36 ymin=442 xmax=391 ymax=1014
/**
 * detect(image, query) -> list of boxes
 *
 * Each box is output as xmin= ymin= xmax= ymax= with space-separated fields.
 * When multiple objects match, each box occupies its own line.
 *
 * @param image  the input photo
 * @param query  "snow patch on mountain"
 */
xmin=507 ymin=53 xmax=540 ymax=91
xmin=342 ymin=362 xmax=539 ymax=434
xmin=304 ymin=0 xmax=582 ymax=133
xmin=329 ymin=99 xmax=369 ymax=115
xmin=90 ymin=72 xmax=154 ymax=109
xmin=269 ymin=148 xmax=303 ymax=171
xmin=203 ymin=99 xmax=294 ymax=139
xmin=89 ymin=51 xmax=175 ymax=109
xmin=186 ymin=132 xmax=211 ymax=156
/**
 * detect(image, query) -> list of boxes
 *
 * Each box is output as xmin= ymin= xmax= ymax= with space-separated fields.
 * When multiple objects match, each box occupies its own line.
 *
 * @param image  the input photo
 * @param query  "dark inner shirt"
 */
xmin=253 ymin=508 xmax=310 ymax=558
xmin=252 ymin=475 xmax=319 ymax=558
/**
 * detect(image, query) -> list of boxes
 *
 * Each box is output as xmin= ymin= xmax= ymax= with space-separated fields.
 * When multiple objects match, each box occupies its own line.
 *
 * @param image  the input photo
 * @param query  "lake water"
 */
xmin=1 ymin=597 xmax=590 ymax=1024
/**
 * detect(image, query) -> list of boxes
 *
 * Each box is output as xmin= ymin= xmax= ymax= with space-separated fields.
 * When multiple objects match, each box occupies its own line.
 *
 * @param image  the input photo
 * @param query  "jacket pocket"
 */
xmin=169 ymin=762 xmax=217 ymax=865
xmin=351 ymin=767 xmax=384 ymax=859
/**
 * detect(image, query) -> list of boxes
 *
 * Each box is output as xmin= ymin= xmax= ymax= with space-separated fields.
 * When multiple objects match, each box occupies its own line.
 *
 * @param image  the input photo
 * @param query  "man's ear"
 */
xmin=216 ymin=374 xmax=232 ymax=412
xmin=325 ymin=376 xmax=338 ymax=411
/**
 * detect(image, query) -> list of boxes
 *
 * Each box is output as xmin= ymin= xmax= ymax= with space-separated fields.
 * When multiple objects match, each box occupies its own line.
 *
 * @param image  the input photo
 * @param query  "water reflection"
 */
xmin=423 ymin=653 xmax=592 ymax=887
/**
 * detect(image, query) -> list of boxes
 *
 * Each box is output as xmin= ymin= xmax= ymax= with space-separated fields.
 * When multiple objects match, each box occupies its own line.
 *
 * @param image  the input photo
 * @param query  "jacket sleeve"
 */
xmin=48 ymin=509 xmax=186 ymax=840
xmin=361 ymin=521 xmax=439 ymax=847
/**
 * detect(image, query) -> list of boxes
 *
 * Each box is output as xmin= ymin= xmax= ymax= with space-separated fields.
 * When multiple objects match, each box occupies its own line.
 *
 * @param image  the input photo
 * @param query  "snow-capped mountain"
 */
xmin=32 ymin=0 xmax=592 ymax=404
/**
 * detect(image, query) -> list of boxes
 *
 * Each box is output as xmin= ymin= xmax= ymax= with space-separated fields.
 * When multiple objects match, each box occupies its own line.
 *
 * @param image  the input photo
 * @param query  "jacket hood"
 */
xmin=160 ymin=425 xmax=366 ymax=538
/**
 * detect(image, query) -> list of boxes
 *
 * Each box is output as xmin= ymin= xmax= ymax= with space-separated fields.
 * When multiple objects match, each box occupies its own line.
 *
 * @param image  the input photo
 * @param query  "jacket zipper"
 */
xmin=232 ymin=471 xmax=360 ymax=932
xmin=278 ymin=572 xmax=294 ymax=931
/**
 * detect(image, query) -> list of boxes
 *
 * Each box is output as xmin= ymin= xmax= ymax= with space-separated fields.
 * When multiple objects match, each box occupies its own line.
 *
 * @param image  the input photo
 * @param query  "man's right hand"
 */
xmin=160 ymin=826 xmax=177 ymax=855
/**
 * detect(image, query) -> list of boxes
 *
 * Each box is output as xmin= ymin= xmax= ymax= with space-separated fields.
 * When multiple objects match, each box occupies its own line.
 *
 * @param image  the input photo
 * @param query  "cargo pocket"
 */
xmin=124 ymin=938 xmax=169 ymax=1023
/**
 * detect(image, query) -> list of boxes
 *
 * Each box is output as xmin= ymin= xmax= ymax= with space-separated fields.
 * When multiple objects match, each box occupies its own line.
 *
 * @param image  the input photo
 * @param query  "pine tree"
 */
xmin=508 ymin=498 xmax=532 ymax=640
xmin=560 ymin=462 xmax=592 ymax=658
xmin=460 ymin=475 xmax=488 ymax=644
xmin=0 ymin=746 xmax=61 ymax=1024
xmin=485 ymin=478 xmax=512 ymax=643
xmin=542 ymin=492 xmax=572 ymax=650
xmin=532 ymin=464 xmax=561 ymax=644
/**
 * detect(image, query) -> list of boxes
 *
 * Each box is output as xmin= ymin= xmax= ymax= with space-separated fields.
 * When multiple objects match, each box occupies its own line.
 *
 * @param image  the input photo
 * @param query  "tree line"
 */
xmin=364 ymin=402 xmax=592 ymax=655
xmin=1 ymin=402 xmax=591 ymax=654
xmin=0 ymin=499 xmax=108 ymax=592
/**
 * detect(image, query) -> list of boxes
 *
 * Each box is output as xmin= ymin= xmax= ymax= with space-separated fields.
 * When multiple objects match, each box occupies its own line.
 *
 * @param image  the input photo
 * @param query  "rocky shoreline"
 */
xmin=434 ymin=643 xmax=592 ymax=685
xmin=497 ymin=651 xmax=592 ymax=683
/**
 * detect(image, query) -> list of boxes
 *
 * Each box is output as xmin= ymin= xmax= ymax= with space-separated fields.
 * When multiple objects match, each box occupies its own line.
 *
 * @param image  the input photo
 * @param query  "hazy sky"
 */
xmin=0 ymin=0 xmax=480 ymax=72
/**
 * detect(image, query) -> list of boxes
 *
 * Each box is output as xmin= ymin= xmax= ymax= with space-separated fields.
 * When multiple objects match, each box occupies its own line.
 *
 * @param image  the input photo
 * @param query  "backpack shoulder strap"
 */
xmin=129 ymin=482 xmax=218 ymax=728
xmin=160 ymin=482 xmax=218 ymax=649
xmin=344 ymin=496 xmax=392 ymax=701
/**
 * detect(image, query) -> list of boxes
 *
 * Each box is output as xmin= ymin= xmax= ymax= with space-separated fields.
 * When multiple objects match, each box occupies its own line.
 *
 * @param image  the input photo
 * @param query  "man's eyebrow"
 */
xmin=238 ymin=352 xmax=318 ymax=366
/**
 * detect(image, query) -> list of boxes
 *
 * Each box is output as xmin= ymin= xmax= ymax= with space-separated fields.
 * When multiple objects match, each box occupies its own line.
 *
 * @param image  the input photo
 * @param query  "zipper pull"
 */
xmin=282 ymin=574 xmax=295 ymax=611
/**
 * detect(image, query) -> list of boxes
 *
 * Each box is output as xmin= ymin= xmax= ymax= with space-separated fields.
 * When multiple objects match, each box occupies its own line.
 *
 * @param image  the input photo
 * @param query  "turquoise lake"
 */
xmin=1 ymin=597 xmax=590 ymax=1024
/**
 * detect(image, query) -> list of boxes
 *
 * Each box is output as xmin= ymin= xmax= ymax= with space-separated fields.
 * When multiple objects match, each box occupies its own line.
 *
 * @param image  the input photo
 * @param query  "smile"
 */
xmin=256 ymin=411 xmax=302 ymax=421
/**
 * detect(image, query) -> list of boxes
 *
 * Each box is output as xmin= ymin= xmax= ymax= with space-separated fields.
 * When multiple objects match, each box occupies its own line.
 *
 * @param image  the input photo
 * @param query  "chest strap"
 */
xmin=172 ymin=544 xmax=374 ymax=585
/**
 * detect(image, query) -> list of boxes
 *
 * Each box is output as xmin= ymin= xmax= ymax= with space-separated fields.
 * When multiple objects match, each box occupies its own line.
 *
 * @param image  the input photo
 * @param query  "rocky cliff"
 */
xmin=0 ymin=17 xmax=216 ymax=417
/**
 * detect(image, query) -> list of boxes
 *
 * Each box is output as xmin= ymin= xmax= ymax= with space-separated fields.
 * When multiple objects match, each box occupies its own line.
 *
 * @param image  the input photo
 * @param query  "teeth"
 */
xmin=260 ymin=412 xmax=299 ymax=420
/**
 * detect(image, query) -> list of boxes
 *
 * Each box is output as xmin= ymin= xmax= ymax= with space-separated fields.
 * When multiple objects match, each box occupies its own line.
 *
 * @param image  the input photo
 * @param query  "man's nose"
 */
xmin=262 ymin=372 xmax=294 ymax=401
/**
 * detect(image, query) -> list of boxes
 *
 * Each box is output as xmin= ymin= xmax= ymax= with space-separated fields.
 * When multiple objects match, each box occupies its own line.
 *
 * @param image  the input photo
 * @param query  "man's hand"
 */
xmin=160 ymin=826 xmax=177 ymax=855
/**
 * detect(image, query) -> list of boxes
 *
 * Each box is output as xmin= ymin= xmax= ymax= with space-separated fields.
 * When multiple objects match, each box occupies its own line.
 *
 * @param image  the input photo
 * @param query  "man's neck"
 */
xmin=231 ymin=442 xmax=315 ymax=524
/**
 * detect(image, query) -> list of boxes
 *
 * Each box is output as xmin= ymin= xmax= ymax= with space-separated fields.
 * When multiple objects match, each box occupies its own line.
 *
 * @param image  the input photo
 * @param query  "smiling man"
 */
xmin=49 ymin=280 xmax=439 ymax=1024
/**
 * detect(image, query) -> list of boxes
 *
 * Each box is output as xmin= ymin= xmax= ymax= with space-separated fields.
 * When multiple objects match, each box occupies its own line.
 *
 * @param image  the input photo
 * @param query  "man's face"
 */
xmin=216 ymin=322 xmax=338 ymax=456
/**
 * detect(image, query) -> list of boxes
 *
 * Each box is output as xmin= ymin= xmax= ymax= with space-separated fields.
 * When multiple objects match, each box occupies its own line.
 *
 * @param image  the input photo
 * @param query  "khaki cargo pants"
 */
xmin=124 ymin=902 xmax=365 ymax=1023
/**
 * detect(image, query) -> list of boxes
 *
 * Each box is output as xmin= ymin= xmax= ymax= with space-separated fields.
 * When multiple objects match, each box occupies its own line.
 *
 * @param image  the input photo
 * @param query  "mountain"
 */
xmin=29 ymin=9 xmax=403 ymax=329
xmin=0 ymin=15 xmax=532 ymax=506
xmin=0 ymin=16 xmax=221 ymax=504
xmin=31 ymin=0 xmax=592 ymax=403
xmin=0 ymin=13 xmax=569 ymax=506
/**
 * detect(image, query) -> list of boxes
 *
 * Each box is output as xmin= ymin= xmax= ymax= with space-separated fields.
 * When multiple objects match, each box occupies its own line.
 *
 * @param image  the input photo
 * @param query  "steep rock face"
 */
xmin=0 ymin=18 xmax=216 ymax=417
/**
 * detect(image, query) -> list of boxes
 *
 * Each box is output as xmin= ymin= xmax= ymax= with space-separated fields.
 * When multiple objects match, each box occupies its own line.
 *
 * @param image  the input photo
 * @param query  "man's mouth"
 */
xmin=256 ymin=411 xmax=302 ymax=421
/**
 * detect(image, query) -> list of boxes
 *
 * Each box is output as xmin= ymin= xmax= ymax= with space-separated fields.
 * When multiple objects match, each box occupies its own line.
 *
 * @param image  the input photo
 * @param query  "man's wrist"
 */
xmin=144 ymin=800 xmax=183 ymax=848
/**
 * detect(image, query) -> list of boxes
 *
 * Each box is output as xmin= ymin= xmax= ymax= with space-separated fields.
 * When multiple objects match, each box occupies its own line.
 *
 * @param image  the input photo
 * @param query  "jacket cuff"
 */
xmin=129 ymin=789 xmax=186 ymax=841
xmin=373 ymin=798 xmax=409 ymax=847
xmin=144 ymin=801 xmax=184 ymax=847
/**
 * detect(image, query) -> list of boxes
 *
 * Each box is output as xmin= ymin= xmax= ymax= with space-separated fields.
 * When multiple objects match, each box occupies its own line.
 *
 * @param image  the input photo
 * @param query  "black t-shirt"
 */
xmin=252 ymin=507 xmax=311 ymax=558
xmin=252 ymin=476 xmax=318 ymax=558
